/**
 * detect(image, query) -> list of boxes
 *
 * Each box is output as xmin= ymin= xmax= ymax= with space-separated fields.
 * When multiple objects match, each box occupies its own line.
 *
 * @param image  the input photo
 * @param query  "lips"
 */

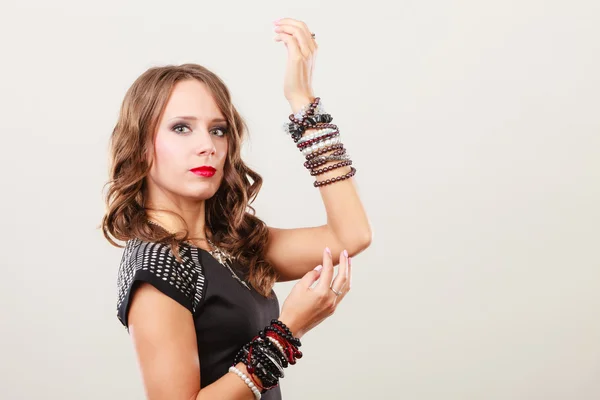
xmin=190 ymin=166 xmax=216 ymax=177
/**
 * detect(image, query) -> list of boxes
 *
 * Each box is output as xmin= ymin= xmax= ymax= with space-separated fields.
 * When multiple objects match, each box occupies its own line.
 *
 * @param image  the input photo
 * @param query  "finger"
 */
xmin=275 ymin=18 xmax=313 ymax=40
xmin=275 ymin=23 xmax=315 ymax=56
xmin=348 ymin=257 xmax=352 ymax=290
xmin=274 ymin=24 xmax=314 ymax=58
xmin=330 ymin=249 xmax=349 ymax=293
xmin=297 ymin=264 xmax=323 ymax=289
xmin=337 ymin=256 xmax=352 ymax=302
xmin=273 ymin=32 xmax=303 ymax=61
xmin=315 ymin=247 xmax=334 ymax=291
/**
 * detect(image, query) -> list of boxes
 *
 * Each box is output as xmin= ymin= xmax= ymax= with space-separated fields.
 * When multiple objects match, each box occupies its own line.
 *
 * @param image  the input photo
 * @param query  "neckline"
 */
xmin=147 ymin=220 xmax=250 ymax=290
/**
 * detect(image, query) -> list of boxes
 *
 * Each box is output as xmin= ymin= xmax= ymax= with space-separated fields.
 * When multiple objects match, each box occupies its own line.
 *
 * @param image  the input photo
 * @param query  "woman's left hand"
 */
xmin=274 ymin=18 xmax=317 ymax=113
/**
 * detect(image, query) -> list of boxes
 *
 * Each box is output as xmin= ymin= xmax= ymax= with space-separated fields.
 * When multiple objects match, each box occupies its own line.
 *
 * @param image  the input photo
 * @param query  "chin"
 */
xmin=185 ymin=184 xmax=220 ymax=200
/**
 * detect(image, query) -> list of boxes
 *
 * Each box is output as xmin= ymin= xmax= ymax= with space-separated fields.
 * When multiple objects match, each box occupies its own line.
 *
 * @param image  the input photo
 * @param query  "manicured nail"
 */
xmin=273 ymin=18 xmax=282 ymax=24
xmin=314 ymin=265 xmax=323 ymax=272
xmin=348 ymin=257 xmax=352 ymax=266
xmin=325 ymin=247 xmax=331 ymax=256
xmin=343 ymin=249 xmax=348 ymax=258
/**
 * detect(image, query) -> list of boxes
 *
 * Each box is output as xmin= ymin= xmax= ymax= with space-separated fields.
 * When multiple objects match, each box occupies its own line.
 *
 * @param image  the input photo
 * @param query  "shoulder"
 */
xmin=116 ymin=238 xmax=207 ymax=328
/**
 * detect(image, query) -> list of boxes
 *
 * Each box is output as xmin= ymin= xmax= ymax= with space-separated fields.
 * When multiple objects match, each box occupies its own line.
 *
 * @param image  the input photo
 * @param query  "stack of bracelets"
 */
xmin=229 ymin=319 xmax=302 ymax=399
xmin=282 ymin=97 xmax=356 ymax=187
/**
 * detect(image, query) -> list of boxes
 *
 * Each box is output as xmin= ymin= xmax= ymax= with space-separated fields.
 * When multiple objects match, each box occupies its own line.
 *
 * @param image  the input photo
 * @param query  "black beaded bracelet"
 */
xmin=270 ymin=319 xmax=301 ymax=345
xmin=288 ymin=116 xmax=336 ymax=141
xmin=234 ymin=345 xmax=279 ymax=389
xmin=232 ymin=320 xmax=304 ymax=394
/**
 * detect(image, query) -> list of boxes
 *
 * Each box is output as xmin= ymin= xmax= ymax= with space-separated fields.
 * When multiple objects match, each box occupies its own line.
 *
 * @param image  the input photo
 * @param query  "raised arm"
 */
xmin=267 ymin=18 xmax=372 ymax=281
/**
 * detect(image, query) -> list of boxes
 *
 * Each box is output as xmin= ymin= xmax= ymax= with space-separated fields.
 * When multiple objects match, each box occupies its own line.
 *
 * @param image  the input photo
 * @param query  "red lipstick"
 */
xmin=190 ymin=166 xmax=216 ymax=177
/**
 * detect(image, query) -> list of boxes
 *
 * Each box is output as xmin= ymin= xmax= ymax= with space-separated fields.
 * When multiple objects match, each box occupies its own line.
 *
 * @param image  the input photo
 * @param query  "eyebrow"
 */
xmin=168 ymin=116 xmax=228 ymax=124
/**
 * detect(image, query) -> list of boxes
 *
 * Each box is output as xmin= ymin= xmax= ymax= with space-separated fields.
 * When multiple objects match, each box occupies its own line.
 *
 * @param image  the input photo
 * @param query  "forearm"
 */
xmin=292 ymin=97 xmax=372 ymax=255
xmin=196 ymin=363 xmax=263 ymax=400
xmin=317 ymin=166 xmax=372 ymax=255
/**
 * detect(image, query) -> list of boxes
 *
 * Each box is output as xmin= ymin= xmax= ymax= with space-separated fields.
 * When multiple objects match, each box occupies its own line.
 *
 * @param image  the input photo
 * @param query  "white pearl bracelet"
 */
xmin=301 ymin=136 xmax=343 ymax=156
xmin=266 ymin=336 xmax=287 ymax=359
xmin=229 ymin=366 xmax=262 ymax=399
xmin=296 ymin=128 xmax=338 ymax=144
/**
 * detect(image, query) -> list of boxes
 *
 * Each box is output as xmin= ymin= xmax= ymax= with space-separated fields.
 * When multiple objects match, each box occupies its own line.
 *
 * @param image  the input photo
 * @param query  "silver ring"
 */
xmin=311 ymin=32 xmax=316 ymax=40
xmin=330 ymin=287 xmax=342 ymax=296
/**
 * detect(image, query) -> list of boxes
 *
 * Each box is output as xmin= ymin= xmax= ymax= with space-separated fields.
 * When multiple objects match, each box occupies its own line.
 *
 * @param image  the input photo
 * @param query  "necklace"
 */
xmin=205 ymin=238 xmax=251 ymax=291
xmin=147 ymin=220 xmax=251 ymax=291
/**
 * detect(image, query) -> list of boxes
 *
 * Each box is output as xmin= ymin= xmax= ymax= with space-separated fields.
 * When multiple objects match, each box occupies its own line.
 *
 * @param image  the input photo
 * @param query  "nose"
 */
xmin=194 ymin=130 xmax=217 ymax=157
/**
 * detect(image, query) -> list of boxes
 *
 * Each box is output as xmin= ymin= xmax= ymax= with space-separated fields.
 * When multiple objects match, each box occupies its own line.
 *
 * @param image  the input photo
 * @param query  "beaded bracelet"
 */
xmin=285 ymin=115 xmax=335 ymax=141
xmin=229 ymin=366 xmax=262 ymax=399
xmin=314 ymin=167 xmax=357 ymax=187
xmin=233 ymin=320 xmax=302 ymax=393
xmin=297 ymin=131 xmax=340 ymax=150
xmin=293 ymin=122 xmax=338 ymax=143
xmin=282 ymin=98 xmax=357 ymax=188
xmin=304 ymin=153 xmax=351 ymax=170
xmin=296 ymin=127 xmax=338 ymax=145
xmin=234 ymin=345 xmax=279 ymax=389
xmin=300 ymin=136 xmax=342 ymax=157
xmin=310 ymin=160 xmax=353 ymax=176
xmin=304 ymin=144 xmax=345 ymax=160
xmin=289 ymin=97 xmax=320 ymax=124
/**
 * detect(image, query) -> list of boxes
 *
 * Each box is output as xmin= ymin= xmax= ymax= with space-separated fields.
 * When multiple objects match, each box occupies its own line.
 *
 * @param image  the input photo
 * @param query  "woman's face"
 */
xmin=147 ymin=79 xmax=229 ymax=203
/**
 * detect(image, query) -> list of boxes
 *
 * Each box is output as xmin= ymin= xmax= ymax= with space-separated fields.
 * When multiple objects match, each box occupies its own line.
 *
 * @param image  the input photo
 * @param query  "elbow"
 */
xmin=347 ymin=227 xmax=373 ymax=257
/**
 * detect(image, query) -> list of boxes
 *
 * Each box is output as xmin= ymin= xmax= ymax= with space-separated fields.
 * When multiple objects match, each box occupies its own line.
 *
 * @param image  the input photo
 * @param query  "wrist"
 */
xmin=288 ymin=96 xmax=315 ymax=114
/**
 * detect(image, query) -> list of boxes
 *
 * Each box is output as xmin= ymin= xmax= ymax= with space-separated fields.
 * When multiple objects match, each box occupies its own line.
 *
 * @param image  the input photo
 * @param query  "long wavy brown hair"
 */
xmin=101 ymin=63 xmax=277 ymax=297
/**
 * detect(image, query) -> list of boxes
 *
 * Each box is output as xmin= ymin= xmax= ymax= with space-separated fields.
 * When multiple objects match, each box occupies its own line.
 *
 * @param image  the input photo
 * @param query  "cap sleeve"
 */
xmin=116 ymin=239 xmax=206 ymax=329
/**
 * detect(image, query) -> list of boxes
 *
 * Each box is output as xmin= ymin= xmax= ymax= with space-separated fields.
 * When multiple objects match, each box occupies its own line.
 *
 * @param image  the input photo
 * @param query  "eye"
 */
xmin=211 ymin=126 xmax=229 ymax=137
xmin=172 ymin=123 xmax=191 ymax=134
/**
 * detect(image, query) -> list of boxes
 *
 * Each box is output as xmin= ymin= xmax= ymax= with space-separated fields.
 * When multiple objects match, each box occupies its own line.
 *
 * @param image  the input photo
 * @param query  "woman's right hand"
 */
xmin=278 ymin=247 xmax=352 ymax=339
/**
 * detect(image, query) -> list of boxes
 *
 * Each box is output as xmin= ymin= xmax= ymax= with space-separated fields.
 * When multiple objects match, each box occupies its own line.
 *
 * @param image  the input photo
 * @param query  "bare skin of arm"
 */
xmin=129 ymin=283 xmax=262 ymax=400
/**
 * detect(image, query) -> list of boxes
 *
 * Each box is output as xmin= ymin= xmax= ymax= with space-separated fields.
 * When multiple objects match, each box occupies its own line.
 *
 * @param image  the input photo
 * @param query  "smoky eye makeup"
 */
xmin=171 ymin=122 xmax=192 ymax=134
xmin=211 ymin=125 xmax=229 ymax=137
xmin=168 ymin=118 xmax=229 ymax=137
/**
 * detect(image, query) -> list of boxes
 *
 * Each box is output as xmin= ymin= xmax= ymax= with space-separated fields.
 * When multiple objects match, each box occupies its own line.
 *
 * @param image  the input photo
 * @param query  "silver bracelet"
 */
xmin=301 ymin=136 xmax=343 ymax=156
xmin=229 ymin=366 xmax=262 ymax=399
xmin=311 ymin=153 xmax=351 ymax=164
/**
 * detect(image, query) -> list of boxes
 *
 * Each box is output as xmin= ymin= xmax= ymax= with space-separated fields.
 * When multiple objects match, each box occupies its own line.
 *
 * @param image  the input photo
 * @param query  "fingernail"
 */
xmin=325 ymin=247 xmax=331 ymax=256
xmin=273 ymin=18 xmax=282 ymax=24
xmin=348 ymin=257 xmax=352 ymax=266
xmin=314 ymin=265 xmax=323 ymax=272
xmin=343 ymin=249 xmax=348 ymax=258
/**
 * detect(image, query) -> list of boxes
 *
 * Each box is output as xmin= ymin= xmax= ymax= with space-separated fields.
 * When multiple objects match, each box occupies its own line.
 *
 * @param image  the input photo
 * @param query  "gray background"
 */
xmin=1 ymin=0 xmax=599 ymax=399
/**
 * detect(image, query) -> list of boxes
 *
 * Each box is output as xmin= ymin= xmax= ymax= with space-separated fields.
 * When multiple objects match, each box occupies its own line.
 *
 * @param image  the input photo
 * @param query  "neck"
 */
xmin=146 ymin=201 xmax=210 ymax=244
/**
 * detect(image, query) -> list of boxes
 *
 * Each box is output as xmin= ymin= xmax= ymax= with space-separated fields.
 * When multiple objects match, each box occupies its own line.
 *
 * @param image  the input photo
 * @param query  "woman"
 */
xmin=102 ymin=18 xmax=372 ymax=399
